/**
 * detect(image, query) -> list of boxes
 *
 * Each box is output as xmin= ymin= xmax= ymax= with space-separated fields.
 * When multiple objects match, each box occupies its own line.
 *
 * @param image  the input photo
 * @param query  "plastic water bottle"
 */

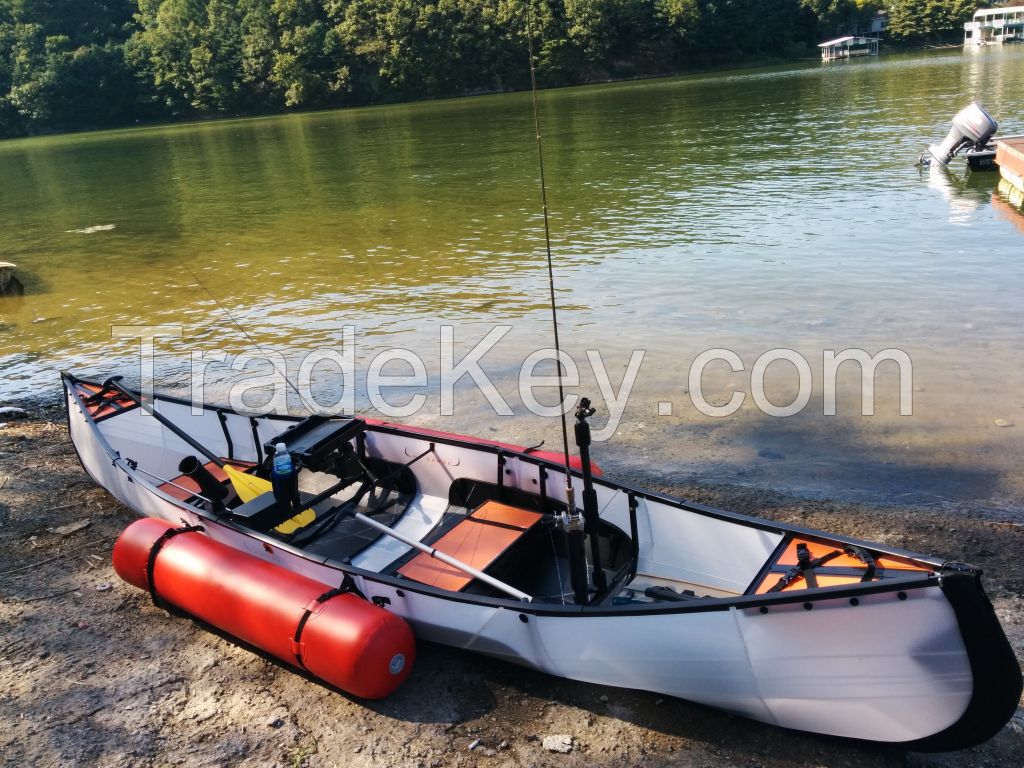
xmin=271 ymin=443 xmax=298 ymax=508
xmin=272 ymin=443 xmax=293 ymax=476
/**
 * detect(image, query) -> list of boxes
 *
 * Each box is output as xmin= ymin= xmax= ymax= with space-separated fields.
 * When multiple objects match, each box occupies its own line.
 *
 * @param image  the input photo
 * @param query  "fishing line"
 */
xmin=182 ymin=264 xmax=302 ymax=398
xmin=549 ymin=524 xmax=567 ymax=605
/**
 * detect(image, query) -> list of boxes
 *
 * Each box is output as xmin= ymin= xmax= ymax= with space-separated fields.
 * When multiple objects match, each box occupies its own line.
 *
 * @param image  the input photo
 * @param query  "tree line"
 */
xmin=0 ymin=1 xmax=982 ymax=138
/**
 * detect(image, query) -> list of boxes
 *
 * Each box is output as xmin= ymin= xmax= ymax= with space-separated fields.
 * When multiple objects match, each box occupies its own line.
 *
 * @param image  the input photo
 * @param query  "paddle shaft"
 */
xmin=103 ymin=378 xmax=225 ymax=468
xmin=354 ymin=512 xmax=532 ymax=603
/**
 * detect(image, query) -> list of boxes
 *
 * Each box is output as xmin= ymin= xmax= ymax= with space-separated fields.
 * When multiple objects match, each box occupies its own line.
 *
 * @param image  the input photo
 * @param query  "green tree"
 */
xmin=887 ymin=0 xmax=981 ymax=41
xmin=0 ymin=0 xmax=913 ymax=139
xmin=271 ymin=0 xmax=347 ymax=108
xmin=0 ymin=4 xmax=21 ymax=134
xmin=239 ymin=0 xmax=279 ymax=103
xmin=1 ymin=0 xmax=137 ymax=133
xmin=800 ymin=0 xmax=853 ymax=35
xmin=127 ymin=0 xmax=207 ymax=113
xmin=657 ymin=0 xmax=700 ymax=42
xmin=335 ymin=0 xmax=532 ymax=99
xmin=7 ymin=0 xmax=135 ymax=41
xmin=560 ymin=1 xmax=672 ymax=76
xmin=128 ymin=0 xmax=282 ymax=115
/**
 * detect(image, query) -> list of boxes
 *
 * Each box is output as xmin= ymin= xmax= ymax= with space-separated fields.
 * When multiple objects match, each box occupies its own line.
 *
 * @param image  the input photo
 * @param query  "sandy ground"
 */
xmin=1 ymin=410 xmax=1022 ymax=768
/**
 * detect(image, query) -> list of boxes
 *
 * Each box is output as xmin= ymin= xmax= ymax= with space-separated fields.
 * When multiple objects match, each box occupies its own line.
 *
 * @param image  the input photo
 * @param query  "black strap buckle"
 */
xmin=768 ymin=544 xmax=843 ymax=593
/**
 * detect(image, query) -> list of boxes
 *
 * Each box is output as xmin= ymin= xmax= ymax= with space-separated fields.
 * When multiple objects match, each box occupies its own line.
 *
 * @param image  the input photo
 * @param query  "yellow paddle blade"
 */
xmin=222 ymin=465 xmax=315 ymax=534
xmin=223 ymin=464 xmax=272 ymax=503
xmin=274 ymin=508 xmax=317 ymax=535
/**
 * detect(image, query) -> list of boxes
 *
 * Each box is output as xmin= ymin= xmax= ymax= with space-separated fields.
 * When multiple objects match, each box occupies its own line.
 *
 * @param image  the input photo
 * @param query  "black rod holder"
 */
xmin=574 ymin=398 xmax=607 ymax=594
xmin=178 ymin=455 xmax=227 ymax=511
xmin=567 ymin=521 xmax=589 ymax=604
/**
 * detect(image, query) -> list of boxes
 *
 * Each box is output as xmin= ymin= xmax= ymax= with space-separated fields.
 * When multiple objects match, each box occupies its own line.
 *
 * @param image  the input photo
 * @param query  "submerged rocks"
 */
xmin=0 ymin=262 xmax=23 ymax=297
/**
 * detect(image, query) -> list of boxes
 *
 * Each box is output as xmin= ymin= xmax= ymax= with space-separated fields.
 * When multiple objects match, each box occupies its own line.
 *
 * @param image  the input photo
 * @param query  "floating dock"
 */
xmin=995 ymin=136 xmax=1024 ymax=198
xmin=992 ymin=182 xmax=1024 ymax=227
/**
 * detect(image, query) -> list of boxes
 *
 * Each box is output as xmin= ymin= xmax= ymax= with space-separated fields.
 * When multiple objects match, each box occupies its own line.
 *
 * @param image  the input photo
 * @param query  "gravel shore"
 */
xmin=2 ymin=411 xmax=1021 ymax=767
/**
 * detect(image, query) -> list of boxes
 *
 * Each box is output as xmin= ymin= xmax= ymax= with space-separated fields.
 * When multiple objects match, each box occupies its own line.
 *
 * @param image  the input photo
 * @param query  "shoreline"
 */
xmin=8 ymin=384 xmax=1023 ymax=519
xmin=1 ymin=413 xmax=1021 ymax=766
xmin=0 ymin=41 xmax=959 ymax=145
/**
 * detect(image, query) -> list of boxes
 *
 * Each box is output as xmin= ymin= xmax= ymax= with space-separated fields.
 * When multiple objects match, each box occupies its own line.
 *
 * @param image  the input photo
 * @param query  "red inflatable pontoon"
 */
xmin=113 ymin=518 xmax=415 ymax=699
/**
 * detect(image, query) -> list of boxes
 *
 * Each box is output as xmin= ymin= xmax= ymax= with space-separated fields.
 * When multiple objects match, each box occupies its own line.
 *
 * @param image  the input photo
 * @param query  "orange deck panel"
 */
xmin=752 ymin=538 xmax=931 ymax=594
xmin=75 ymin=382 xmax=139 ymax=420
xmin=756 ymin=573 xmax=868 ymax=594
xmin=775 ymin=539 xmax=924 ymax=571
xmin=398 ymin=501 xmax=542 ymax=592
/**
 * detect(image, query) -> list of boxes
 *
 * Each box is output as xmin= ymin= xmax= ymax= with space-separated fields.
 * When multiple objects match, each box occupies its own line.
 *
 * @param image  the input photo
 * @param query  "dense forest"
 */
xmin=0 ymin=0 xmax=984 ymax=138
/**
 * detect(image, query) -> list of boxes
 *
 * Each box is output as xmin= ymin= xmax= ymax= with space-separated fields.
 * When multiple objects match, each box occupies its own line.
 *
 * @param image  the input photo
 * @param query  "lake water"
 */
xmin=2 ymin=47 xmax=1023 ymax=513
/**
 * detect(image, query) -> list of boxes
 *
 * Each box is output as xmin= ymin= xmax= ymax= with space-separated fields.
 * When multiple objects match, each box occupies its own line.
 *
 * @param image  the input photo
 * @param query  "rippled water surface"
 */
xmin=2 ymin=48 xmax=1023 ymax=510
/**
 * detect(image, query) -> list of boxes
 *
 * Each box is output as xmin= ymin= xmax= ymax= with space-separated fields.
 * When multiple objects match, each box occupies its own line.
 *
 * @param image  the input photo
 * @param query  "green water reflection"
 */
xmin=2 ymin=47 xmax=1024 ymax=509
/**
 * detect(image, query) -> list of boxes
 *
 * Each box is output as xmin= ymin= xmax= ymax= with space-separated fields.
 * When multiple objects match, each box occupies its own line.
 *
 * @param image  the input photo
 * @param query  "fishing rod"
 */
xmin=525 ymin=12 xmax=572 ymax=486
xmin=524 ymin=11 xmax=591 ymax=605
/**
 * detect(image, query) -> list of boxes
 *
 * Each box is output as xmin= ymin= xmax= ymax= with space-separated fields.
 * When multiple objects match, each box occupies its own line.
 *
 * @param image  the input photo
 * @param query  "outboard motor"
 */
xmin=926 ymin=102 xmax=998 ymax=166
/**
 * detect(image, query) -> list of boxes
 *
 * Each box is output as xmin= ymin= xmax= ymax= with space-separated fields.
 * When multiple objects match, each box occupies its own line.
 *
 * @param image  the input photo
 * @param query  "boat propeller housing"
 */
xmin=927 ymin=102 xmax=998 ymax=166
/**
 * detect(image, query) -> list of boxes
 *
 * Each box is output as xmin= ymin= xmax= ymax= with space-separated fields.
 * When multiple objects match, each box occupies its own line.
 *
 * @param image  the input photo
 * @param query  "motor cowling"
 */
xmin=113 ymin=517 xmax=415 ymax=699
xmin=928 ymin=102 xmax=998 ymax=166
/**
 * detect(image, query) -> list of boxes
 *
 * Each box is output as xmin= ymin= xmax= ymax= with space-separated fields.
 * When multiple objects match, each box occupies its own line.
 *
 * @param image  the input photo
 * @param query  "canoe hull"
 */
xmin=62 ymin=373 xmax=1022 ymax=748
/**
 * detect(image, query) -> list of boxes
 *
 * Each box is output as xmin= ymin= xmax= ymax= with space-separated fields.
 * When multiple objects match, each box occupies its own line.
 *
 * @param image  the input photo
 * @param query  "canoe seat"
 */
xmin=158 ymin=459 xmax=256 ymax=502
xmin=397 ymin=501 xmax=542 ymax=592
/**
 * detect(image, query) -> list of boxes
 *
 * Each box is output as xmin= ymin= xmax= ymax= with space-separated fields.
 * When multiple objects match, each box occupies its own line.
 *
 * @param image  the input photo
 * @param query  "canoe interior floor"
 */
xmin=300 ymin=503 xmax=410 ymax=562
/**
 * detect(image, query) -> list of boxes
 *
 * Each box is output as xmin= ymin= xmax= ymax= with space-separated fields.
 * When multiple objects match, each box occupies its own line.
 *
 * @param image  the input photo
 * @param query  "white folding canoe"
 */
xmin=63 ymin=372 xmax=1022 ymax=749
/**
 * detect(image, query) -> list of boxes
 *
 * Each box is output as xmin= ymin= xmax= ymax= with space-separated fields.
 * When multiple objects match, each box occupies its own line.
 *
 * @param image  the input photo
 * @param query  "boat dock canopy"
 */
xmin=818 ymin=36 xmax=880 ymax=61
